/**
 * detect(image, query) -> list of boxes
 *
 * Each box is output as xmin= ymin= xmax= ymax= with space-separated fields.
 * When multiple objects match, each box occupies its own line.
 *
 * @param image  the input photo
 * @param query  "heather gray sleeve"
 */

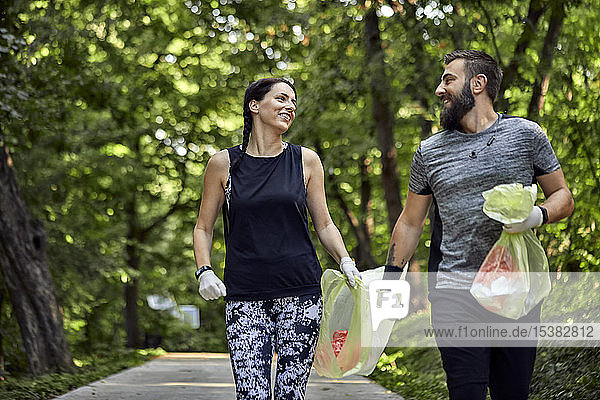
xmin=408 ymin=145 xmax=432 ymax=195
xmin=532 ymin=123 xmax=561 ymax=176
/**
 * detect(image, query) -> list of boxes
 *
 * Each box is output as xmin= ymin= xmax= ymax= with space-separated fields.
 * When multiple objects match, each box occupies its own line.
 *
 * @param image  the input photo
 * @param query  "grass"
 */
xmin=0 ymin=348 xmax=165 ymax=400
xmin=369 ymin=346 xmax=600 ymax=400
xmin=368 ymin=283 xmax=600 ymax=399
xmin=370 ymin=347 xmax=448 ymax=400
xmin=529 ymin=347 xmax=600 ymax=400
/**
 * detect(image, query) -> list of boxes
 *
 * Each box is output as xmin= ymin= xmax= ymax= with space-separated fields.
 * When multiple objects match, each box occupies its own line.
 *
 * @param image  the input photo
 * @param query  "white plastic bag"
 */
xmin=471 ymin=183 xmax=551 ymax=319
xmin=313 ymin=267 xmax=398 ymax=378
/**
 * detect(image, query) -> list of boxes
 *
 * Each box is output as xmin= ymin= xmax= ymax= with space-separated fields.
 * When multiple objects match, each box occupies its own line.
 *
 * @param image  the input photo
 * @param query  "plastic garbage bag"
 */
xmin=471 ymin=183 xmax=551 ymax=319
xmin=313 ymin=267 xmax=396 ymax=378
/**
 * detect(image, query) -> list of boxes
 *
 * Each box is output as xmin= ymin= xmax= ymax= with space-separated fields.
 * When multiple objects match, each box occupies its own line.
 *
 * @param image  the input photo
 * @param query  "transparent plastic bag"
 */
xmin=313 ymin=267 xmax=395 ymax=378
xmin=470 ymin=183 xmax=551 ymax=319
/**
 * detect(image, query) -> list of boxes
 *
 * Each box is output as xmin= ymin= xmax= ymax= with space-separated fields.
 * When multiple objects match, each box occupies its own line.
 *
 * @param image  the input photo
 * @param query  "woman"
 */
xmin=192 ymin=77 xmax=360 ymax=399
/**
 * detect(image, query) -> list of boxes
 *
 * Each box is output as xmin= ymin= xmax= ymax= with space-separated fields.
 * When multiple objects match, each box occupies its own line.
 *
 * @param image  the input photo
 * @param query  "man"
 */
xmin=385 ymin=50 xmax=574 ymax=399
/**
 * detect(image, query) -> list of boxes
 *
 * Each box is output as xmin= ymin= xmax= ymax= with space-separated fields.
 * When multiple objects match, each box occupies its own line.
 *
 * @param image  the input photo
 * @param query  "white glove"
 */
xmin=340 ymin=257 xmax=362 ymax=288
xmin=503 ymin=206 xmax=543 ymax=233
xmin=198 ymin=270 xmax=227 ymax=300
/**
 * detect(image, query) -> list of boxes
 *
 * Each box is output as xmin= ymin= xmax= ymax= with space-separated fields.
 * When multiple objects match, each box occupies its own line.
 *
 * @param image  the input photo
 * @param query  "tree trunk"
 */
xmin=497 ymin=0 xmax=546 ymax=112
xmin=122 ymin=144 xmax=186 ymax=349
xmin=0 ymin=145 xmax=74 ymax=375
xmin=364 ymin=6 xmax=403 ymax=232
xmin=0 ymin=280 xmax=5 ymax=376
xmin=124 ymin=276 xmax=140 ymax=348
xmin=527 ymin=0 xmax=566 ymax=120
xmin=124 ymin=194 xmax=142 ymax=348
xmin=358 ymin=156 xmax=376 ymax=267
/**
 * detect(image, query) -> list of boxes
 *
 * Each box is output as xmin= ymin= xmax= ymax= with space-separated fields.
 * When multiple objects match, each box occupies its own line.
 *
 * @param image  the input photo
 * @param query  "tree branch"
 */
xmin=477 ymin=0 xmax=503 ymax=66
xmin=527 ymin=0 xmax=566 ymax=120
xmin=497 ymin=0 xmax=546 ymax=112
xmin=364 ymin=4 xmax=403 ymax=231
xmin=314 ymin=142 xmax=376 ymax=268
xmin=139 ymin=162 xmax=189 ymax=242
xmin=574 ymin=124 xmax=600 ymax=192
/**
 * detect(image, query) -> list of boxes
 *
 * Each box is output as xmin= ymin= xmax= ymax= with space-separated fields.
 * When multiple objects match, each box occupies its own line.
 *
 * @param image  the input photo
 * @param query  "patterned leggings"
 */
xmin=225 ymin=293 xmax=322 ymax=400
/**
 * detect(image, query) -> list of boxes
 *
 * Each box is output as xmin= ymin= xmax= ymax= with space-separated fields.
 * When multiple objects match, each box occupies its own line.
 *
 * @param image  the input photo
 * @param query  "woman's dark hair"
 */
xmin=231 ymin=77 xmax=296 ymax=170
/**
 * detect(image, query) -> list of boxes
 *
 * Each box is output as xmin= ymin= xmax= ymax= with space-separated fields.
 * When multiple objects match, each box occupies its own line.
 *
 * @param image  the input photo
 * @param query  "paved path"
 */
xmin=54 ymin=353 xmax=403 ymax=399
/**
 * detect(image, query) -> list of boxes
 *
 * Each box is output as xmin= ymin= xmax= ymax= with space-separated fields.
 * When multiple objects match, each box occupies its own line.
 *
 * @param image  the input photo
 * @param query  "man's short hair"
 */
xmin=444 ymin=50 xmax=503 ymax=102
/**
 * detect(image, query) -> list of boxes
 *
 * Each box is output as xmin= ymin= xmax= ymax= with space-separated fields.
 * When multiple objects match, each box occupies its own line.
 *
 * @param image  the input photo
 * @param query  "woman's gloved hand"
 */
xmin=198 ymin=270 xmax=227 ymax=300
xmin=340 ymin=257 xmax=362 ymax=288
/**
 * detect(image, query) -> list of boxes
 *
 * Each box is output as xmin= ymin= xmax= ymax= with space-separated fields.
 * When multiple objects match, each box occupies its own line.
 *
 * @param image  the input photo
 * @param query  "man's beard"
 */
xmin=440 ymin=82 xmax=475 ymax=131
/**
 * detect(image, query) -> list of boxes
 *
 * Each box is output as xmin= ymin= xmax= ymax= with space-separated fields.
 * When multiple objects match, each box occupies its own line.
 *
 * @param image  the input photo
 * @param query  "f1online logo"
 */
xmin=368 ymin=280 xmax=410 ymax=331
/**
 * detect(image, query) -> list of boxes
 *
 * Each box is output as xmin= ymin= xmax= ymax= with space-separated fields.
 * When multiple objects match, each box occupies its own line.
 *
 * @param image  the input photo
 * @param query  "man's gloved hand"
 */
xmin=503 ymin=206 xmax=543 ymax=233
xmin=340 ymin=257 xmax=362 ymax=288
xmin=198 ymin=270 xmax=227 ymax=300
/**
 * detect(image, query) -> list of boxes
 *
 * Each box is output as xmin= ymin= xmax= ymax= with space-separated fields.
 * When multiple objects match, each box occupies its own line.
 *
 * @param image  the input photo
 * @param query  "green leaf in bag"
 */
xmin=482 ymin=183 xmax=537 ymax=224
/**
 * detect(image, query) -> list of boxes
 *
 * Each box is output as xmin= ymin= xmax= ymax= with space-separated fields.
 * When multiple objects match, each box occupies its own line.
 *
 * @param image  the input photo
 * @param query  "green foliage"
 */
xmin=369 ymin=347 xmax=448 ymax=400
xmin=138 ymin=300 xmax=228 ymax=353
xmin=0 ymin=348 xmax=164 ymax=400
xmin=530 ymin=348 xmax=600 ymax=400
xmin=370 ymin=346 xmax=600 ymax=400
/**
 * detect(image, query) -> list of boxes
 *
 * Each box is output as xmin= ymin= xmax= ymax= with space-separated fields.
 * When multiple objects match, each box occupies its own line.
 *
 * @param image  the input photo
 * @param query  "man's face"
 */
xmin=435 ymin=59 xmax=475 ymax=131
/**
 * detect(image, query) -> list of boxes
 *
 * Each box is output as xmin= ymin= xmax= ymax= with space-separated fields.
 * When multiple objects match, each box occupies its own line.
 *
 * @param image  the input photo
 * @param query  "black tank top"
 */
xmin=223 ymin=142 xmax=322 ymax=300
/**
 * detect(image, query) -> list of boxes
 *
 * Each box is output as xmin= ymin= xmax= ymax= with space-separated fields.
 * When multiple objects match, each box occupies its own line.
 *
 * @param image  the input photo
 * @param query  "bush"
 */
xmin=369 ymin=347 xmax=448 ymax=400
xmin=0 ymin=348 xmax=165 ymax=400
xmin=530 ymin=347 xmax=600 ymax=400
xmin=370 ymin=346 xmax=600 ymax=400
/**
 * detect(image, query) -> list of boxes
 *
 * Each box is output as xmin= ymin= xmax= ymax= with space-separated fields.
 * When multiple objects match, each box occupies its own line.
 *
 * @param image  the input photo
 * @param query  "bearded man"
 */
xmin=384 ymin=50 xmax=574 ymax=399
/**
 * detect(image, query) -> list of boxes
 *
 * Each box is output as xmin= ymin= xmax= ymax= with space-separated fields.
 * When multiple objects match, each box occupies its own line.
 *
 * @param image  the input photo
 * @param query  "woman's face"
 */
xmin=252 ymin=82 xmax=297 ymax=133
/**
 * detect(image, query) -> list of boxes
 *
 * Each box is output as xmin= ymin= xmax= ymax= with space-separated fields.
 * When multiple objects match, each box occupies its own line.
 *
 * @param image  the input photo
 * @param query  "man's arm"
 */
xmin=386 ymin=190 xmax=433 ymax=268
xmin=537 ymin=168 xmax=574 ymax=223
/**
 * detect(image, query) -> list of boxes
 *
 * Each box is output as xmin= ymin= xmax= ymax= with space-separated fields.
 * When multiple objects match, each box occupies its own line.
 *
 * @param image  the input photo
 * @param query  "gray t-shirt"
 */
xmin=409 ymin=114 xmax=560 ymax=289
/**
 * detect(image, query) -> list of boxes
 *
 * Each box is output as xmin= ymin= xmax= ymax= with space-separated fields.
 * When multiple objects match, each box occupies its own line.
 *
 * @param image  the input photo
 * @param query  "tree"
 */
xmin=364 ymin=3 xmax=403 ymax=231
xmin=0 ymin=147 xmax=74 ymax=375
xmin=0 ymin=1 xmax=74 ymax=375
xmin=526 ymin=0 xmax=566 ymax=120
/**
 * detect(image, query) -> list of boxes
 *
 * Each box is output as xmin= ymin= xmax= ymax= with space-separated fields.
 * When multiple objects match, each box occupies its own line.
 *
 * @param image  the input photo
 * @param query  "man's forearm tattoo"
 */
xmin=386 ymin=243 xmax=405 ymax=267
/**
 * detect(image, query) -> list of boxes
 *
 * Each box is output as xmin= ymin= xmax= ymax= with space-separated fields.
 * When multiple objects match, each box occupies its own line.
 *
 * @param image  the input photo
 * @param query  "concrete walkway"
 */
xmin=54 ymin=353 xmax=403 ymax=399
